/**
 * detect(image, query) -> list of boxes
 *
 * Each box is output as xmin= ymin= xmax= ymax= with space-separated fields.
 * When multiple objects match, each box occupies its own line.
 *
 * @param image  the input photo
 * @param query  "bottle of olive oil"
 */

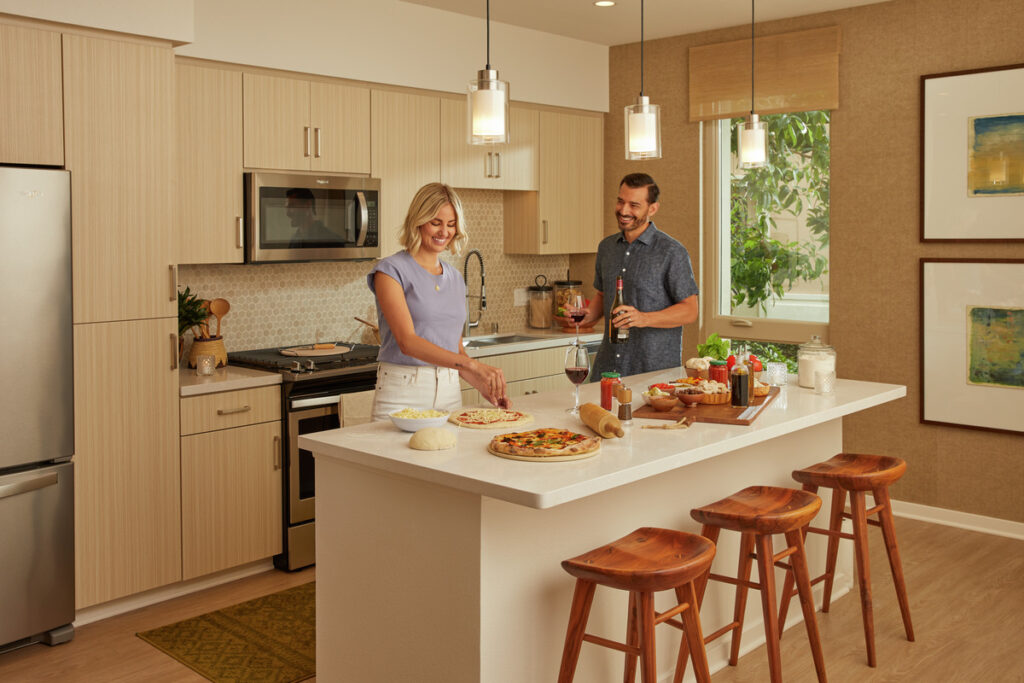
xmin=609 ymin=276 xmax=629 ymax=344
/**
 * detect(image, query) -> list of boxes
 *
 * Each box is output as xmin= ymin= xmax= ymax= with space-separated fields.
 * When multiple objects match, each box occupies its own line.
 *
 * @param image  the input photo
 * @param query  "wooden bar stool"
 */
xmin=778 ymin=453 xmax=914 ymax=667
xmin=557 ymin=527 xmax=716 ymax=683
xmin=688 ymin=486 xmax=827 ymax=683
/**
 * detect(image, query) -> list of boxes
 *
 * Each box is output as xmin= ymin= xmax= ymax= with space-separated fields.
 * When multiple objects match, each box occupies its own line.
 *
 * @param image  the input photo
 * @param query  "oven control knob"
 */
xmin=291 ymin=360 xmax=303 ymax=372
xmin=304 ymin=359 xmax=317 ymax=371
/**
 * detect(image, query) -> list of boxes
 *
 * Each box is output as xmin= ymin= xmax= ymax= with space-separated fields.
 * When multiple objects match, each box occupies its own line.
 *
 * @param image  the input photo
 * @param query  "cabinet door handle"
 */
xmin=273 ymin=435 xmax=281 ymax=470
xmin=170 ymin=333 xmax=178 ymax=371
xmin=169 ymin=264 xmax=177 ymax=301
xmin=542 ymin=219 xmax=549 ymax=244
xmin=304 ymin=126 xmax=311 ymax=157
xmin=236 ymin=216 xmax=244 ymax=248
xmin=217 ymin=405 xmax=252 ymax=416
xmin=495 ymin=151 xmax=501 ymax=178
xmin=484 ymin=152 xmax=491 ymax=178
xmin=314 ymin=127 xmax=322 ymax=158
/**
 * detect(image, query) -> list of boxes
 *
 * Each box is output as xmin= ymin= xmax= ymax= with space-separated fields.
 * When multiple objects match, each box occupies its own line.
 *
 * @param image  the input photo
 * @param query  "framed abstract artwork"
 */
xmin=921 ymin=259 xmax=1024 ymax=434
xmin=921 ymin=63 xmax=1024 ymax=241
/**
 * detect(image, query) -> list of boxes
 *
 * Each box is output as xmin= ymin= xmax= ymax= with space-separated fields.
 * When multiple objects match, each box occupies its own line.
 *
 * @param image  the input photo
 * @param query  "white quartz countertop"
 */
xmin=301 ymin=372 xmax=906 ymax=509
xmin=179 ymin=365 xmax=281 ymax=397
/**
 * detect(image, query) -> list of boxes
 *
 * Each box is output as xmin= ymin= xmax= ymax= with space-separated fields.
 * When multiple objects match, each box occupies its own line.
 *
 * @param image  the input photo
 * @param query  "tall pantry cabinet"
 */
xmin=62 ymin=33 xmax=181 ymax=609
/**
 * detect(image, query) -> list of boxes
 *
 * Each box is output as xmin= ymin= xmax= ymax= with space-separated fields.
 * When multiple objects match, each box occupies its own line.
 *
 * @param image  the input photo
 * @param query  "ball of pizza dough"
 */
xmin=409 ymin=427 xmax=457 ymax=451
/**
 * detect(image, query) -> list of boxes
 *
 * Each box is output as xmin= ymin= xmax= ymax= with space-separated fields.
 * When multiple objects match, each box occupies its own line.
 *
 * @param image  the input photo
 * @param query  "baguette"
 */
xmin=579 ymin=402 xmax=624 ymax=438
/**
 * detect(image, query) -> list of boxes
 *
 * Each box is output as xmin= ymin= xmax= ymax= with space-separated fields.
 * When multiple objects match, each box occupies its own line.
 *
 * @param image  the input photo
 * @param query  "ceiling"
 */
xmin=401 ymin=0 xmax=889 ymax=46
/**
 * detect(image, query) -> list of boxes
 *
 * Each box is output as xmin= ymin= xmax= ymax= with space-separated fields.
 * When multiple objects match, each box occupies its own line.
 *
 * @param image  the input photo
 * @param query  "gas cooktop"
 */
xmin=228 ymin=341 xmax=379 ymax=382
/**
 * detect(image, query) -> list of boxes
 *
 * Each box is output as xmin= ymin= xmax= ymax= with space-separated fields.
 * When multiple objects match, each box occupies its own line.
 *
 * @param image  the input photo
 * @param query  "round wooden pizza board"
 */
xmin=487 ymin=443 xmax=600 ymax=462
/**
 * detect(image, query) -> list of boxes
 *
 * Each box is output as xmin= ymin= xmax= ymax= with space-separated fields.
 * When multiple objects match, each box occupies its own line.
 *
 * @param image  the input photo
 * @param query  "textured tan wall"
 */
xmin=600 ymin=0 xmax=1024 ymax=522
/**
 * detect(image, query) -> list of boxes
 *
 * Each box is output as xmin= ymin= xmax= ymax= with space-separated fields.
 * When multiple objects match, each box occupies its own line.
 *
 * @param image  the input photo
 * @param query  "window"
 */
xmin=702 ymin=111 xmax=831 ymax=344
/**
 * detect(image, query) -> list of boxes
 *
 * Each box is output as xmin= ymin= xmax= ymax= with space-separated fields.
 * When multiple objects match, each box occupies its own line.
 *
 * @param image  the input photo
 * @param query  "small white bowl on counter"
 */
xmin=389 ymin=408 xmax=450 ymax=432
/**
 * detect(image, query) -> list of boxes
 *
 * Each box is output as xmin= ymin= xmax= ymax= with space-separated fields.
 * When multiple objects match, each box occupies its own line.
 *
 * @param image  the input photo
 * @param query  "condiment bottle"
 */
xmin=730 ymin=352 xmax=750 ymax=407
xmin=797 ymin=335 xmax=836 ymax=388
xmin=600 ymin=372 xmax=621 ymax=411
xmin=616 ymin=385 xmax=633 ymax=424
xmin=709 ymin=360 xmax=728 ymax=385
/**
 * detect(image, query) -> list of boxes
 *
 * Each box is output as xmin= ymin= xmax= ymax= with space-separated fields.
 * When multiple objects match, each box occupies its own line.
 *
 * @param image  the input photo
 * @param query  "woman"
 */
xmin=367 ymin=182 xmax=508 ymax=422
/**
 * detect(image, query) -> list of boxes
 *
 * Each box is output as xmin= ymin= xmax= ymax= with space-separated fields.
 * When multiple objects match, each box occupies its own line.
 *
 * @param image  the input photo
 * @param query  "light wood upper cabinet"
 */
xmin=62 ymin=34 xmax=175 ymax=323
xmin=0 ymin=23 xmax=63 ymax=165
xmin=503 ymin=110 xmax=603 ymax=255
xmin=176 ymin=63 xmax=244 ymax=264
xmin=440 ymin=100 xmax=537 ymax=191
xmin=74 ymin=318 xmax=181 ymax=609
xmin=371 ymin=89 xmax=440 ymax=258
xmin=243 ymin=73 xmax=370 ymax=174
xmin=181 ymin=421 xmax=282 ymax=580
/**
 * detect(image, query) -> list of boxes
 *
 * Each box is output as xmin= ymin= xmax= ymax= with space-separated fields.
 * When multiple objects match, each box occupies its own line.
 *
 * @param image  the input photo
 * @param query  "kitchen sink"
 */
xmin=463 ymin=334 xmax=544 ymax=348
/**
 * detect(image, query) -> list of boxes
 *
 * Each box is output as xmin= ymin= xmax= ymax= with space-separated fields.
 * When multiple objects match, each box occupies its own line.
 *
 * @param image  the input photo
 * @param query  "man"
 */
xmin=285 ymin=188 xmax=338 ymax=248
xmin=565 ymin=173 xmax=699 ymax=378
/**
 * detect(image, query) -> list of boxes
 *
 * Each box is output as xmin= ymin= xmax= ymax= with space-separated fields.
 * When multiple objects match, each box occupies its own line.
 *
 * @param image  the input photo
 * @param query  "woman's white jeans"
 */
xmin=370 ymin=362 xmax=462 ymax=422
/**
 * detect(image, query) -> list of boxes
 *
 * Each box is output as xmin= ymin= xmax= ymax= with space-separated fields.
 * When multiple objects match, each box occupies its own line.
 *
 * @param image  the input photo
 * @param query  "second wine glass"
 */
xmin=566 ymin=294 xmax=585 ymax=344
xmin=564 ymin=343 xmax=590 ymax=415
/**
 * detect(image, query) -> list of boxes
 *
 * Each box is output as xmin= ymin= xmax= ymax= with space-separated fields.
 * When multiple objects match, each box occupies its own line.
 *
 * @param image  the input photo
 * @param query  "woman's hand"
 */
xmin=460 ymin=358 xmax=509 ymax=407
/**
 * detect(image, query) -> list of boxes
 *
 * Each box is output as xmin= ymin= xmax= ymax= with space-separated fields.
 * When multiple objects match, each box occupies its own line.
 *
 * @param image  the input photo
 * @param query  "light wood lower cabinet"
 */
xmin=180 ymin=421 xmax=282 ymax=580
xmin=74 ymin=318 xmax=181 ymax=609
xmin=0 ymin=22 xmax=63 ymax=165
xmin=460 ymin=346 xmax=568 ymax=404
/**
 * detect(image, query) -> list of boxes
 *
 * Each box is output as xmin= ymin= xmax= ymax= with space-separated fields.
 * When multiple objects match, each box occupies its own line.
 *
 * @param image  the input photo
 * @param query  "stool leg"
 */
xmin=638 ymin=591 xmax=657 ymax=683
xmin=729 ymin=532 xmax=756 ymax=666
xmin=558 ymin=579 xmax=597 ymax=683
xmin=678 ymin=581 xmax=712 ymax=683
xmin=695 ymin=524 xmax=721 ymax=607
xmin=821 ymin=487 xmax=847 ymax=612
xmin=755 ymin=533 xmax=784 ymax=683
xmin=849 ymin=490 xmax=877 ymax=667
xmin=778 ymin=483 xmax=818 ymax=633
xmin=873 ymin=487 xmax=915 ymax=642
xmin=623 ymin=592 xmax=639 ymax=683
xmin=785 ymin=529 xmax=828 ymax=683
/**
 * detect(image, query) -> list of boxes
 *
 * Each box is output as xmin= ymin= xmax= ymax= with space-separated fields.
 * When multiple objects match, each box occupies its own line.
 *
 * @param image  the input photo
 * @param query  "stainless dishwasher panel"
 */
xmin=0 ymin=462 xmax=75 ymax=648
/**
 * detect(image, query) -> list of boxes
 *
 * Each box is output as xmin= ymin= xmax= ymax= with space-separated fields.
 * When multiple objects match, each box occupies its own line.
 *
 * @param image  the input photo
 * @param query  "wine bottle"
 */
xmin=609 ymin=276 xmax=629 ymax=344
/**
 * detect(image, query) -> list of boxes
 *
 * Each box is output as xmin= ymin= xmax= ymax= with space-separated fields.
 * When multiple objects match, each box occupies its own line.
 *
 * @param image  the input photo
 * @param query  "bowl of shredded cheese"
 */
xmin=389 ymin=407 xmax=451 ymax=432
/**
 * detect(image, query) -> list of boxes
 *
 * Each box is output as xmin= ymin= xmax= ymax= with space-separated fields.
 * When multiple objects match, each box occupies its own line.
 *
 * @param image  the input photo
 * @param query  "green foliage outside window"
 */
xmin=729 ymin=111 xmax=831 ymax=313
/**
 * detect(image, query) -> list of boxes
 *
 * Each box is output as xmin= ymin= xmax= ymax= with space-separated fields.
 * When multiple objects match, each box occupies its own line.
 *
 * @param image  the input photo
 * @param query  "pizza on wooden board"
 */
xmin=489 ymin=428 xmax=601 ymax=458
xmin=449 ymin=407 xmax=534 ymax=429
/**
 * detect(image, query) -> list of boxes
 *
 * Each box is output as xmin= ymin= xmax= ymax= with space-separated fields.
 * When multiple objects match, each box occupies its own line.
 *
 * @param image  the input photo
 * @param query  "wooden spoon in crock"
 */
xmin=209 ymin=298 xmax=230 ymax=338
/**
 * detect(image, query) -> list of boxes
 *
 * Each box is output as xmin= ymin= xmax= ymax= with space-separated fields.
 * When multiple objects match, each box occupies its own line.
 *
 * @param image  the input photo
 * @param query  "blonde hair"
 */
xmin=399 ymin=183 xmax=469 ymax=256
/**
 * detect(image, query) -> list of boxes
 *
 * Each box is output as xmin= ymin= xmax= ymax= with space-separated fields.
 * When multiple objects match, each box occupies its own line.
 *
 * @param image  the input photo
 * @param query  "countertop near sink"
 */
xmin=179 ymin=365 xmax=281 ymax=397
xmin=462 ymin=327 xmax=602 ymax=358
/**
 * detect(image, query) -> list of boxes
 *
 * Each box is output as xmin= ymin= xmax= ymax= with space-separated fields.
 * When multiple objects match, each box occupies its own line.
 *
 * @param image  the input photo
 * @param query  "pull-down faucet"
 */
xmin=463 ymin=249 xmax=485 ymax=337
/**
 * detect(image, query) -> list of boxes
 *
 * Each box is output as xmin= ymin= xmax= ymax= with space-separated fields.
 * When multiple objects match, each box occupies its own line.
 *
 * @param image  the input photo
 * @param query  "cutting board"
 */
xmin=280 ymin=344 xmax=351 ymax=357
xmin=632 ymin=386 xmax=780 ymax=426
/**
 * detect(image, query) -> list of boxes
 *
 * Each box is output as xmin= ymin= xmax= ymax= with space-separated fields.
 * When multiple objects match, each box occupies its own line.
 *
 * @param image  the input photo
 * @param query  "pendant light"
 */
xmin=467 ymin=0 xmax=509 ymax=145
xmin=624 ymin=0 xmax=661 ymax=160
xmin=738 ymin=0 xmax=767 ymax=168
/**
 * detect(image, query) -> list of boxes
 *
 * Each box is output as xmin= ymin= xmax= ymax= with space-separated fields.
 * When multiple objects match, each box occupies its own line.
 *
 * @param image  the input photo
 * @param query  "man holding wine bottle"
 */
xmin=557 ymin=173 xmax=699 ymax=379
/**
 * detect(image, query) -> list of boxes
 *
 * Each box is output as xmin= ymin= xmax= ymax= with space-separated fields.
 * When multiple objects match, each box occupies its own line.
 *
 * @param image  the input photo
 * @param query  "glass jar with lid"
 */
xmin=527 ymin=274 xmax=553 ymax=329
xmin=797 ymin=335 xmax=836 ymax=388
xmin=553 ymin=275 xmax=584 ymax=327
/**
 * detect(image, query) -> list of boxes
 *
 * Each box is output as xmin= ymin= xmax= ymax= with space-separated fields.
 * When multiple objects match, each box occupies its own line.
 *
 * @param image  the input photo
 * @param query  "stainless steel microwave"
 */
xmin=244 ymin=172 xmax=381 ymax=262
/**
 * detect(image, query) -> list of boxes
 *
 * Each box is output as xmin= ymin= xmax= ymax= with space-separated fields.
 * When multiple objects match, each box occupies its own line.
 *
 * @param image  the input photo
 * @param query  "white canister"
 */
xmin=797 ymin=336 xmax=836 ymax=388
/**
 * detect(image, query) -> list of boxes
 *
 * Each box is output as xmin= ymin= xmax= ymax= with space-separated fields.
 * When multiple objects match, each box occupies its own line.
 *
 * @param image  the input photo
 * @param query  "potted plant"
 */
xmin=177 ymin=286 xmax=227 ymax=368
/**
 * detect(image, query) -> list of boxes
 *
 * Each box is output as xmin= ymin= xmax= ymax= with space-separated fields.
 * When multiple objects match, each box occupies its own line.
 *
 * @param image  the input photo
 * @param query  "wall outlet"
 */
xmin=513 ymin=287 xmax=528 ymax=307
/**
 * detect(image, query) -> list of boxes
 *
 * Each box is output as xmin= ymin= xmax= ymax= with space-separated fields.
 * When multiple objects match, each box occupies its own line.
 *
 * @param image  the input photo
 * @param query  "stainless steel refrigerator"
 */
xmin=0 ymin=167 xmax=75 ymax=651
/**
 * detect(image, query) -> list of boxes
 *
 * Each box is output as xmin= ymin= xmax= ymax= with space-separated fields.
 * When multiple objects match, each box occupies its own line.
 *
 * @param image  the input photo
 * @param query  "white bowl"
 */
xmin=641 ymin=390 xmax=674 ymax=406
xmin=389 ymin=409 xmax=450 ymax=432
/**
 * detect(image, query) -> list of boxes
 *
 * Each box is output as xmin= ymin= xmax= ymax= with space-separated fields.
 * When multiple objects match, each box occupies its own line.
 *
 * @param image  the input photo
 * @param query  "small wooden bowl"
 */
xmin=753 ymin=384 xmax=770 ymax=397
xmin=700 ymin=392 xmax=730 ymax=405
xmin=648 ymin=395 xmax=680 ymax=412
xmin=676 ymin=390 xmax=704 ymax=408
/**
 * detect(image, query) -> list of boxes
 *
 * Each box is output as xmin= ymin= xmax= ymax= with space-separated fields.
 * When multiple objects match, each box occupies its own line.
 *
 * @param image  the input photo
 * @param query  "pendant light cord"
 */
xmin=750 ymin=0 xmax=755 ymax=115
xmin=485 ymin=0 xmax=491 ymax=70
xmin=640 ymin=0 xmax=645 ymax=96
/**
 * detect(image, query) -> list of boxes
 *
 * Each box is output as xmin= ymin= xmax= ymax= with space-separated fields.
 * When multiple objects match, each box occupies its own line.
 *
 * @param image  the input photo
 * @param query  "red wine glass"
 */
xmin=564 ymin=342 xmax=590 ymax=415
xmin=566 ymin=294 xmax=585 ymax=344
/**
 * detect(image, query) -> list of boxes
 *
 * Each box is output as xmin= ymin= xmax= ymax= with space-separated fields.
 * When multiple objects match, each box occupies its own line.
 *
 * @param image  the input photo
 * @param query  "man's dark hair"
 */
xmin=286 ymin=187 xmax=317 ymax=215
xmin=620 ymin=173 xmax=659 ymax=204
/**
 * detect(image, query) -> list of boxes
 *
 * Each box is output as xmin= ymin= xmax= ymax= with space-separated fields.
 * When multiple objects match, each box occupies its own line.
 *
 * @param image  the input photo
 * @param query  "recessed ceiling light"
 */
xmin=594 ymin=1 xmax=615 ymax=7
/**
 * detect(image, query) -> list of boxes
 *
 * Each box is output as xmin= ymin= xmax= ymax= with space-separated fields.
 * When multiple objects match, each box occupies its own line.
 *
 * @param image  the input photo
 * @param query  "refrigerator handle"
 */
xmin=0 ymin=472 xmax=58 ymax=500
xmin=169 ymin=264 xmax=177 ymax=301
xmin=170 ymin=333 xmax=179 ymax=371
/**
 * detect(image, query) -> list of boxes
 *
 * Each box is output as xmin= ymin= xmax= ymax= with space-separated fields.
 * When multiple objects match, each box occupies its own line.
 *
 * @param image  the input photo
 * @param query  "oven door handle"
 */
xmin=291 ymin=393 xmax=344 ymax=410
xmin=354 ymin=191 xmax=368 ymax=247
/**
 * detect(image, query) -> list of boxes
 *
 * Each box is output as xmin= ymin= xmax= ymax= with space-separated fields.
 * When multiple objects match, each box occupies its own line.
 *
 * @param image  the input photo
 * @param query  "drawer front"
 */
xmin=459 ymin=346 xmax=567 ymax=391
xmin=180 ymin=385 xmax=280 ymax=435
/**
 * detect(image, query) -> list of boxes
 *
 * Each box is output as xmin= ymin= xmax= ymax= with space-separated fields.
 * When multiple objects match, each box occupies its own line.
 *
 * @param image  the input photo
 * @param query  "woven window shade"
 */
xmin=689 ymin=26 xmax=841 ymax=121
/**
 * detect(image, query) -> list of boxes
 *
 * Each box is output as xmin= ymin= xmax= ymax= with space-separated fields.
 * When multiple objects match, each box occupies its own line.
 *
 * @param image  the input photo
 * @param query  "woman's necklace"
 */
xmin=434 ymin=261 xmax=442 ymax=291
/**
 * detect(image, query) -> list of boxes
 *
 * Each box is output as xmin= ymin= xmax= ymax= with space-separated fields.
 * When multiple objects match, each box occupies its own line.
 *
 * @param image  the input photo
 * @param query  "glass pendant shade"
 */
xmin=739 ymin=113 xmax=767 ymax=168
xmin=468 ymin=69 xmax=509 ymax=144
xmin=625 ymin=95 xmax=661 ymax=160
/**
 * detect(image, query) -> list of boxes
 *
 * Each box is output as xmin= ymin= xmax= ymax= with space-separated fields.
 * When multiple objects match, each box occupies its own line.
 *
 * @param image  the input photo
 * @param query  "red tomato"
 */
xmin=726 ymin=355 xmax=737 ymax=372
xmin=751 ymin=359 xmax=763 ymax=372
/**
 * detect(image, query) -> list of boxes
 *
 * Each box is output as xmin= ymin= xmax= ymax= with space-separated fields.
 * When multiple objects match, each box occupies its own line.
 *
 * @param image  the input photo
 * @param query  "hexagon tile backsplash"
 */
xmin=179 ymin=190 xmax=573 ymax=352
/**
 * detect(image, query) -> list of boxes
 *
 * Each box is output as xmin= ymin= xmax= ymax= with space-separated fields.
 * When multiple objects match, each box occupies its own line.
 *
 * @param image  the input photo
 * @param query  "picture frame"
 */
xmin=920 ymin=259 xmax=1024 ymax=434
xmin=921 ymin=63 xmax=1024 ymax=241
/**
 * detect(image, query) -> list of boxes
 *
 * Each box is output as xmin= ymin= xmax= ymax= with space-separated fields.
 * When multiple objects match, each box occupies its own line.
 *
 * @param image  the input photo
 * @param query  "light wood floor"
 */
xmin=0 ymin=518 xmax=1021 ymax=682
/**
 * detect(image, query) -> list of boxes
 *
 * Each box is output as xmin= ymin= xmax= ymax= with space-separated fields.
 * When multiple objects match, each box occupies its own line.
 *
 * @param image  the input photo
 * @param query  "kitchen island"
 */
xmin=302 ymin=372 xmax=905 ymax=682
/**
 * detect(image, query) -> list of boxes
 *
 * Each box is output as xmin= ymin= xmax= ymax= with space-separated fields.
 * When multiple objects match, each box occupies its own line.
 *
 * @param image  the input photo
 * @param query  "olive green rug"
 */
xmin=137 ymin=581 xmax=315 ymax=683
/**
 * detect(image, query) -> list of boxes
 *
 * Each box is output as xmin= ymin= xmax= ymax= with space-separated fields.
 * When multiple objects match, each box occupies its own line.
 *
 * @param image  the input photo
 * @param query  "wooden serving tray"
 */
xmin=633 ymin=386 xmax=780 ymax=426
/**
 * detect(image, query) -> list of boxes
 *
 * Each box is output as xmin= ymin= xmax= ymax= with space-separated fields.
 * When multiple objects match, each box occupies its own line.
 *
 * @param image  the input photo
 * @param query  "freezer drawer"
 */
xmin=0 ymin=462 xmax=75 ymax=648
